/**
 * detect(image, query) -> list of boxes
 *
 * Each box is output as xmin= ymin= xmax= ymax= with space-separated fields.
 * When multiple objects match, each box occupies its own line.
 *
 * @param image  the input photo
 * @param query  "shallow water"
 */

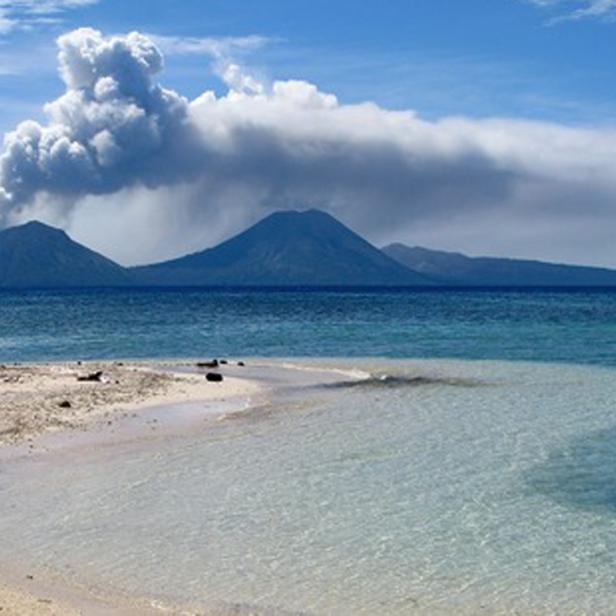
xmin=3 ymin=359 xmax=616 ymax=614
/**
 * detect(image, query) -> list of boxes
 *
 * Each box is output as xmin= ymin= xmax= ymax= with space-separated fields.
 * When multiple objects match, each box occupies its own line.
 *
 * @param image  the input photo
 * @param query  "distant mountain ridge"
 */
xmin=133 ymin=210 xmax=430 ymax=286
xmin=0 ymin=221 xmax=131 ymax=288
xmin=2 ymin=213 xmax=616 ymax=288
xmin=382 ymin=243 xmax=616 ymax=287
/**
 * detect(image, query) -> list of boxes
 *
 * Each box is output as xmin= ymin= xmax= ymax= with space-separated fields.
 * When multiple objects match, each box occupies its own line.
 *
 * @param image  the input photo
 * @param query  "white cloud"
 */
xmin=150 ymin=33 xmax=272 ymax=95
xmin=3 ymin=28 xmax=616 ymax=266
xmin=150 ymin=34 xmax=271 ymax=58
xmin=0 ymin=15 xmax=15 ymax=35
xmin=0 ymin=0 xmax=99 ymax=35
xmin=569 ymin=0 xmax=616 ymax=19
xmin=0 ymin=1 xmax=98 ymax=12
xmin=525 ymin=0 xmax=616 ymax=22
xmin=0 ymin=27 xmax=195 ymax=211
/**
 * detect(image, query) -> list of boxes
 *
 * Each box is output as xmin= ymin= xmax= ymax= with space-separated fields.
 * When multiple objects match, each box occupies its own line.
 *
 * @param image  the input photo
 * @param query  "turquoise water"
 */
xmin=3 ymin=289 xmax=616 ymax=613
xmin=3 ymin=359 xmax=616 ymax=614
xmin=2 ymin=287 xmax=616 ymax=364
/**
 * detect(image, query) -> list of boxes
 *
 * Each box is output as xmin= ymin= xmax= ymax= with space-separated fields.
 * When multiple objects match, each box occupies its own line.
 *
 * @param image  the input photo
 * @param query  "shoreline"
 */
xmin=1 ymin=358 xmax=613 ymax=615
xmin=0 ymin=358 xmax=365 ymax=615
xmin=0 ymin=358 xmax=269 ymax=615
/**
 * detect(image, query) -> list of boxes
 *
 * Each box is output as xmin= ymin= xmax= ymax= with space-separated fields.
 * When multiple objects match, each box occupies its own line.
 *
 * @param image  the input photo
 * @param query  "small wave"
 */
xmin=323 ymin=374 xmax=479 ymax=390
xmin=276 ymin=361 xmax=372 ymax=381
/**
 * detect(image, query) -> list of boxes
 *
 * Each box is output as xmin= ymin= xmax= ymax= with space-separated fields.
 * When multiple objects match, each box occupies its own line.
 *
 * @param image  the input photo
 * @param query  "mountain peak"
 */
xmin=5 ymin=220 xmax=67 ymax=237
xmin=135 ymin=209 xmax=431 ymax=286
xmin=253 ymin=208 xmax=344 ymax=232
xmin=19 ymin=220 xmax=57 ymax=229
xmin=4 ymin=214 xmax=616 ymax=288
xmin=0 ymin=220 xmax=130 ymax=288
xmin=266 ymin=208 xmax=328 ymax=217
xmin=265 ymin=208 xmax=337 ymax=221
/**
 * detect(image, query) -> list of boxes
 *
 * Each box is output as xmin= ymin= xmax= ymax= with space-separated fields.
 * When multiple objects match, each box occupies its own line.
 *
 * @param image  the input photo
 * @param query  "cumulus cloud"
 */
xmin=0 ymin=27 xmax=202 ymax=214
xmin=3 ymin=28 xmax=616 ymax=266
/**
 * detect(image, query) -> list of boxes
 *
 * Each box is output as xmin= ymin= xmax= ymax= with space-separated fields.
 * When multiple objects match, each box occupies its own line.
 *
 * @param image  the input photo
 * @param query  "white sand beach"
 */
xmin=0 ymin=580 xmax=76 ymax=616
xmin=0 ymin=359 xmax=266 ymax=615
xmin=0 ymin=360 xmax=261 ymax=447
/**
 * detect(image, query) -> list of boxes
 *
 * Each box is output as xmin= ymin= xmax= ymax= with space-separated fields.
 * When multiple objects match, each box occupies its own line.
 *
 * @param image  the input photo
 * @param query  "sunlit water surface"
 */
xmin=2 ymin=359 xmax=616 ymax=614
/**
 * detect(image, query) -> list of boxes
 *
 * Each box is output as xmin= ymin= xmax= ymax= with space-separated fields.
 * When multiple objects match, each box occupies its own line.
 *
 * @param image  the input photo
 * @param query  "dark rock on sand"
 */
xmin=58 ymin=400 xmax=72 ymax=409
xmin=197 ymin=360 xmax=219 ymax=369
xmin=77 ymin=371 xmax=103 ymax=382
xmin=206 ymin=372 xmax=224 ymax=382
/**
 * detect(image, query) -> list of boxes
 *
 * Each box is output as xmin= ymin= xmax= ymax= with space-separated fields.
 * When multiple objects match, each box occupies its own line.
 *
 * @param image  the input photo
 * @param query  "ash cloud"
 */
xmin=2 ymin=28 xmax=616 ymax=266
xmin=0 ymin=28 xmax=201 ymax=216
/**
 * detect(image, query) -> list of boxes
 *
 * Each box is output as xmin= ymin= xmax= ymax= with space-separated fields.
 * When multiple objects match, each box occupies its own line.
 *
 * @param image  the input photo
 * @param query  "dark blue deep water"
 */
xmin=2 ymin=287 xmax=616 ymax=364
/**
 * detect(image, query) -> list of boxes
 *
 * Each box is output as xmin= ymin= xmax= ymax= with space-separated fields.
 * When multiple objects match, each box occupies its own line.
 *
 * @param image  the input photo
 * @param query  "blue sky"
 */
xmin=2 ymin=0 xmax=616 ymax=135
xmin=2 ymin=0 xmax=616 ymax=267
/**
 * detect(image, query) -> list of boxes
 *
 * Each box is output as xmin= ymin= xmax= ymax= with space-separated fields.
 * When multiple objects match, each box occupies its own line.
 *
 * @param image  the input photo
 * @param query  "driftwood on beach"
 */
xmin=77 ymin=371 xmax=103 ymax=382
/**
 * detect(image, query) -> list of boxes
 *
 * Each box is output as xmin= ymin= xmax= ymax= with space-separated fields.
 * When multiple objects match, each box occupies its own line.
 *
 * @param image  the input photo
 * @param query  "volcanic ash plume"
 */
xmin=0 ymin=27 xmax=201 ymax=217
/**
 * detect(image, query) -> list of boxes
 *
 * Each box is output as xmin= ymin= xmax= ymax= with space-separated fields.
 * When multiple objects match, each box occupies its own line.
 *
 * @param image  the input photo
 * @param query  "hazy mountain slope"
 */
xmin=383 ymin=244 xmax=616 ymax=286
xmin=0 ymin=221 xmax=132 ymax=288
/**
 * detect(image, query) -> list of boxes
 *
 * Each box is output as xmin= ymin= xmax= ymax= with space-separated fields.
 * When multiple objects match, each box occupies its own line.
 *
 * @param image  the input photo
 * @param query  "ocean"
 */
xmin=2 ymin=286 xmax=616 ymax=364
xmin=2 ymin=288 xmax=616 ymax=614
